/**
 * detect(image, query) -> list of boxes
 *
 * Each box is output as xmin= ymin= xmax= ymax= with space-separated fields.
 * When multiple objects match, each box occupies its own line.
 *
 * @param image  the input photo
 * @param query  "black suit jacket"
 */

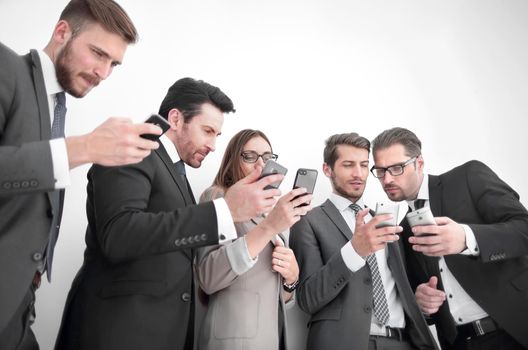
xmin=0 ymin=44 xmax=61 ymax=333
xmin=290 ymin=199 xmax=437 ymax=350
xmin=55 ymin=144 xmax=221 ymax=350
xmin=401 ymin=160 xmax=528 ymax=347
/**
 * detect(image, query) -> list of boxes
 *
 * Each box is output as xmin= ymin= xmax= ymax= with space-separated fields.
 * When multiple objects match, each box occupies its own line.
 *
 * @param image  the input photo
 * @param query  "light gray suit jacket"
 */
xmin=0 ymin=43 xmax=60 ymax=333
xmin=290 ymin=199 xmax=438 ymax=350
xmin=195 ymin=187 xmax=289 ymax=350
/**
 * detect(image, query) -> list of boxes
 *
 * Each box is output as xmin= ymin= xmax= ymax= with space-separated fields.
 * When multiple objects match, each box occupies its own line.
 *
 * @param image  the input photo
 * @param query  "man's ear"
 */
xmin=52 ymin=20 xmax=73 ymax=45
xmin=322 ymin=163 xmax=332 ymax=178
xmin=416 ymin=154 xmax=425 ymax=172
xmin=167 ymin=109 xmax=183 ymax=130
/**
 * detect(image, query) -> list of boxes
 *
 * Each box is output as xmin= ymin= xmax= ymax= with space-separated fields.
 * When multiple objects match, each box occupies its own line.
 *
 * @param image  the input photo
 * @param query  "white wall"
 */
xmin=1 ymin=1 xmax=528 ymax=349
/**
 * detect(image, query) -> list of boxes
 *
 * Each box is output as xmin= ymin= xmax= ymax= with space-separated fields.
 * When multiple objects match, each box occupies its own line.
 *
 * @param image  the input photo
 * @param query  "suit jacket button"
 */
xmin=364 ymin=277 xmax=372 ymax=285
xmin=30 ymin=180 xmax=38 ymax=187
xmin=181 ymin=238 xmax=187 ymax=245
xmin=181 ymin=292 xmax=191 ymax=302
xmin=21 ymin=181 xmax=30 ymax=188
xmin=201 ymin=234 xmax=207 ymax=241
xmin=363 ymin=305 xmax=371 ymax=313
xmin=12 ymin=181 xmax=20 ymax=189
xmin=3 ymin=182 xmax=11 ymax=189
xmin=32 ymin=252 xmax=43 ymax=261
xmin=175 ymin=239 xmax=181 ymax=246
xmin=219 ymin=234 xmax=226 ymax=240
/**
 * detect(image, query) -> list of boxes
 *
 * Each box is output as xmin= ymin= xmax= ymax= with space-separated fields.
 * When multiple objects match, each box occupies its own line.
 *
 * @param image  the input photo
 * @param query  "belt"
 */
xmin=371 ymin=327 xmax=407 ymax=341
xmin=456 ymin=316 xmax=498 ymax=339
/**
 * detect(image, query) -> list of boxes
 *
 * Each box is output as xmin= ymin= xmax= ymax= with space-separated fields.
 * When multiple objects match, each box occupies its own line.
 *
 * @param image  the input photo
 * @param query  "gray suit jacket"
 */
xmin=0 ymin=43 xmax=60 ymax=333
xmin=195 ymin=187 xmax=289 ymax=350
xmin=290 ymin=199 xmax=437 ymax=350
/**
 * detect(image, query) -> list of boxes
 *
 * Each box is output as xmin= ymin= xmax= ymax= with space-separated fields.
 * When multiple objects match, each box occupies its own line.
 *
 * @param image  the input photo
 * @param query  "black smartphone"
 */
xmin=292 ymin=168 xmax=318 ymax=206
xmin=258 ymin=160 xmax=288 ymax=190
xmin=140 ymin=114 xmax=171 ymax=141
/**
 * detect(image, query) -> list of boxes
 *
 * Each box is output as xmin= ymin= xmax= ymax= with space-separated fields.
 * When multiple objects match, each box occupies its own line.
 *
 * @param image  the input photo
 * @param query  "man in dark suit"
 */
xmin=290 ymin=133 xmax=437 ymax=350
xmin=0 ymin=1 xmax=162 ymax=349
xmin=55 ymin=77 xmax=285 ymax=350
xmin=371 ymin=127 xmax=528 ymax=349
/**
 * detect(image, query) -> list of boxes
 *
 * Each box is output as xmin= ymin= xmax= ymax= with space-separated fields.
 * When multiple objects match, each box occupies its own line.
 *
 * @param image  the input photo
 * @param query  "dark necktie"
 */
xmin=174 ymin=160 xmax=195 ymax=204
xmin=51 ymin=92 xmax=66 ymax=138
xmin=45 ymin=92 xmax=67 ymax=280
xmin=174 ymin=160 xmax=186 ymax=177
xmin=350 ymin=203 xmax=390 ymax=325
xmin=414 ymin=199 xmax=426 ymax=210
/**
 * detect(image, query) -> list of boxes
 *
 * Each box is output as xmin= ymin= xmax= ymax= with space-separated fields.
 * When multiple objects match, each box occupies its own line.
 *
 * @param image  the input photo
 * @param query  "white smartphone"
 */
xmin=374 ymin=202 xmax=399 ymax=228
xmin=406 ymin=207 xmax=436 ymax=236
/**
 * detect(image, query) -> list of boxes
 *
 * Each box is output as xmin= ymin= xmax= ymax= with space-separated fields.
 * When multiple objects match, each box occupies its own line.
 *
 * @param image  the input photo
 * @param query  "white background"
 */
xmin=1 ymin=1 xmax=528 ymax=349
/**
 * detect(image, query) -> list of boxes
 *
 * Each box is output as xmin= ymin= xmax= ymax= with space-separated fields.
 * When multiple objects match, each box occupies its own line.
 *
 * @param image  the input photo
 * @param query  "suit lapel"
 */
xmin=155 ymin=144 xmax=194 ymax=205
xmin=321 ymin=199 xmax=353 ymax=240
xmin=27 ymin=50 xmax=51 ymax=141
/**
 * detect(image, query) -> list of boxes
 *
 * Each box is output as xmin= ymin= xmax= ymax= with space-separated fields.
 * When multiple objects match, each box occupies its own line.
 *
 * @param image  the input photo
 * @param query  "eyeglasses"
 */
xmin=240 ymin=151 xmax=278 ymax=163
xmin=370 ymin=157 xmax=417 ymax=178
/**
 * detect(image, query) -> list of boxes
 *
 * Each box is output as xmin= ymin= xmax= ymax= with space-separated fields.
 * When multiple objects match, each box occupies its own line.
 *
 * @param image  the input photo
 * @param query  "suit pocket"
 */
xmin=99 ymin=280 xmax=167 ymax=298
xmin=212 ymin=290 xmax=259 ymax=339
xmin=511 ymin=269 xmax=528 ymax=292
xmin=309 ymin=306 xmax=342 ymax=324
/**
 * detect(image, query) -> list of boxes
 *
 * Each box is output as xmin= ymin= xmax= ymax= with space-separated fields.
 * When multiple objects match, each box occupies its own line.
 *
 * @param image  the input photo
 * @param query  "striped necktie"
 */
xmin=350 ymin=203 xmax=390 ymax=325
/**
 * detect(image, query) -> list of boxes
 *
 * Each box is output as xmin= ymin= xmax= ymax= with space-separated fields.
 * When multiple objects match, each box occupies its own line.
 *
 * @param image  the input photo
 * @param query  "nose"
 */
xmin=206 ymin=137 xmax=216 ymax=153
xmin=256 ymin=157 xmax=266 ymax=167
xmin=382 ymin=172 xmax=394 ymax=185
xmin=94 ymin=61 xmax=113 ymax=80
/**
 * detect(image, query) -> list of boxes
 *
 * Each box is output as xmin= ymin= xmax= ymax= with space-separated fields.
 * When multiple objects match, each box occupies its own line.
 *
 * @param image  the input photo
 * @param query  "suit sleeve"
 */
xmin=0 ymin=46 xmax=55 ymax=196
xmin=195 ymin=186 xmax=256 ymax=294
xmin=465 ymin=160 xmax=528 ymax=262
xmin=289 ymin=215 xmax=353 ymax=315
xmin=89 ymin=160 xmax=219 ymax=263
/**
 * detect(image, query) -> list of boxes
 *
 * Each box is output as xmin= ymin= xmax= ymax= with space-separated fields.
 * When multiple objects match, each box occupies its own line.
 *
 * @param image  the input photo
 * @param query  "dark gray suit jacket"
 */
xmin=401 ymin=160 xmax=528 ymax=347
xmin=55 ymin=143 xmax=221 ymax=350
xmin=0 ymin=43 xmax=60 ymax=333
xmin=290 ymin=199 xmax=437 ymax=350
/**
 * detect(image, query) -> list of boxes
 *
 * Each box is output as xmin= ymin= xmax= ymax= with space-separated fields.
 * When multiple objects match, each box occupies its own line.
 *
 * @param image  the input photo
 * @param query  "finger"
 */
xmin=273 ymin=250 xmax=292 ymax=261
xmin=288 ymin=187 xmax=308 ymax=201
xmin=377 ymin=225 xmax=403 ymax=236
xmin=434 ymin=216 xmax=452 ymax=225
xmin=412 ymin=243 xmax=445 ymax=256
xmin=258 ymin=174 xmax=285 ymax=188
xmin=409 ymin=234 xmax=441 ymax=246
xmin=379 ymin=233 xmax=400 ymax=243
xmin=411 ymin=225 xmax=439 ymax=236
xmin=262 ymin=187 xmax=282 ymax=199
xmin=134 ymin=122 xmax=163 ymax=136
xmin=240 ymin=166 xmax=264 ymax=184
xmin=273 ymin=236 xmax=285 ymax=247
xmin=355 ymin=209 xmax=369 ymax=226
xmin=291 ymin=193 xmax=312 ymax=208
xmin=428 ymin=276 xmax=438 ymax=289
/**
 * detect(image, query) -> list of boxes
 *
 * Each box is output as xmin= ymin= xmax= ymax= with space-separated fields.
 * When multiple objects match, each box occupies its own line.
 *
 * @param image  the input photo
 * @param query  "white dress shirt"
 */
xmin=409 ymin=174 xmax=488 ymax=325
xmin=159 ymin=135 xmax=236 ymax=244
xmin=38 ymin=50 xmax=70 ymax=189
xmin=336 ymin=193 xmax=406 ymax=334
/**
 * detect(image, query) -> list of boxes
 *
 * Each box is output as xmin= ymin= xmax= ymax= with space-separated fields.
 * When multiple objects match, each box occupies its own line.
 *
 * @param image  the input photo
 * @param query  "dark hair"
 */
xmin=158 ymin=77 xmax=235 ymax=122
xmin=213 ymin=129 xmax=272 ymax=188
xmin=372 ymin=127 xmax=422 ymax=158
xmin=59 ymin=0 xmax=138 ymax=43
xmin=324 ymin=133 xmax=370 ymax=169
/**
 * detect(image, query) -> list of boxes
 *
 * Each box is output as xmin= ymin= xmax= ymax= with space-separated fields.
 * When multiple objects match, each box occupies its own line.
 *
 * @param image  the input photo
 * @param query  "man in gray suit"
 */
xmin=290 ymin=133 xmax=437 ymax=350
xmin=0 ymin=1 xmax=162 ymax=349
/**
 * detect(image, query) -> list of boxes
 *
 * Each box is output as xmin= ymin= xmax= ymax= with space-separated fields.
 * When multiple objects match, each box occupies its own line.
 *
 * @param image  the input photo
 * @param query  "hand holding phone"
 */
xmin=374 ymin=202 xmax=399 ymax=228
xmin=292 ymin=168 xmax=318 ymax=207
xmin=406 ymin=207 xmax=436 ymax=236
xmin=140 ymin=114 xmax=171 ymax=141
xmin=258 ymin=160 xmax=288 ymax=190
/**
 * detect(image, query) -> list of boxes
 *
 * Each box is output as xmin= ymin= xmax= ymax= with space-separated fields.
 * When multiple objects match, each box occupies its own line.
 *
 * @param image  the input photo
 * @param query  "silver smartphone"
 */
xmin=374 ymin=202 xmax=399 ymax=228
xmin=258 ymin=159 xmax=288 ymax=190
xmin=406 ymin=207 xmax=436 ymax=236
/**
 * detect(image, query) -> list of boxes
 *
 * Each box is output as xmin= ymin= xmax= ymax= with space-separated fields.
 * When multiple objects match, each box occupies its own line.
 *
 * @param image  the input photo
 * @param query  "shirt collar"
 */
xmin=329 ymin=192 xmax=366 ymax=213
xmin=37 ymin=50 xmax=63 ymax=96
xmin=406 ymin=173 xmax=429 ymax=206
xmin=159 ymin=134 xmax=181 ymax=163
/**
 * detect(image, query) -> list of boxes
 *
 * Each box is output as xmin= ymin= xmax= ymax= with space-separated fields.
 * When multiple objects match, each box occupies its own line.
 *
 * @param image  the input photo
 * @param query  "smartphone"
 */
xmin=406 ymin=207 xmax=436 ymax=236
xmin=292 ymin=168 xmax=318 ymax=206
xmin=140 ymin=114 xmax=171 ymax=141
xmin=374 ymin=202 xmax=399 ymax=228
xmin=258 ymin=159 xmax=288 ymax=190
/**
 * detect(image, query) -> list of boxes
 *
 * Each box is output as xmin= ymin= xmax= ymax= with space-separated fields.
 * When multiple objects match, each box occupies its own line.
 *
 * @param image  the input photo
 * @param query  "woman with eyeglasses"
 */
xmin=195 ymin=129 xmax=312 ymax=350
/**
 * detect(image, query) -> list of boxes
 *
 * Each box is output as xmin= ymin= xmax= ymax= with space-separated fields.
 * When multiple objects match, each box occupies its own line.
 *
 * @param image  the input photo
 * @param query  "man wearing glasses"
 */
xmin=290 ymin=133 xmax=437 ymax=350
xmin=371 ymin=127 xmax=528 ymax=349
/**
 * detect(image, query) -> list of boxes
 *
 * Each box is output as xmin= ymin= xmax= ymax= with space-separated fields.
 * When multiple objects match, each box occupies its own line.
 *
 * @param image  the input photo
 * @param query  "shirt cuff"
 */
xmin=460 ymin=224 xmax=480 ymax=256
xmin=340 ymin=242 xmax=366 ymax=272
xmin=50 ymin=138 xmax=70 ymax=189
xmin=225 ymin=236 xmax=258 ymax=275
xmin=213 ymin=198 xmax=237 ymax=244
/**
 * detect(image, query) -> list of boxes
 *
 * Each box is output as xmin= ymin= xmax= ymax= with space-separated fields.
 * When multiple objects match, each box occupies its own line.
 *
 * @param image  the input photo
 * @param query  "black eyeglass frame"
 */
xmin=370 ymin=156 xmax=418 ymax=178
xmin=240 ymin=151 xmax=279 ymax=164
